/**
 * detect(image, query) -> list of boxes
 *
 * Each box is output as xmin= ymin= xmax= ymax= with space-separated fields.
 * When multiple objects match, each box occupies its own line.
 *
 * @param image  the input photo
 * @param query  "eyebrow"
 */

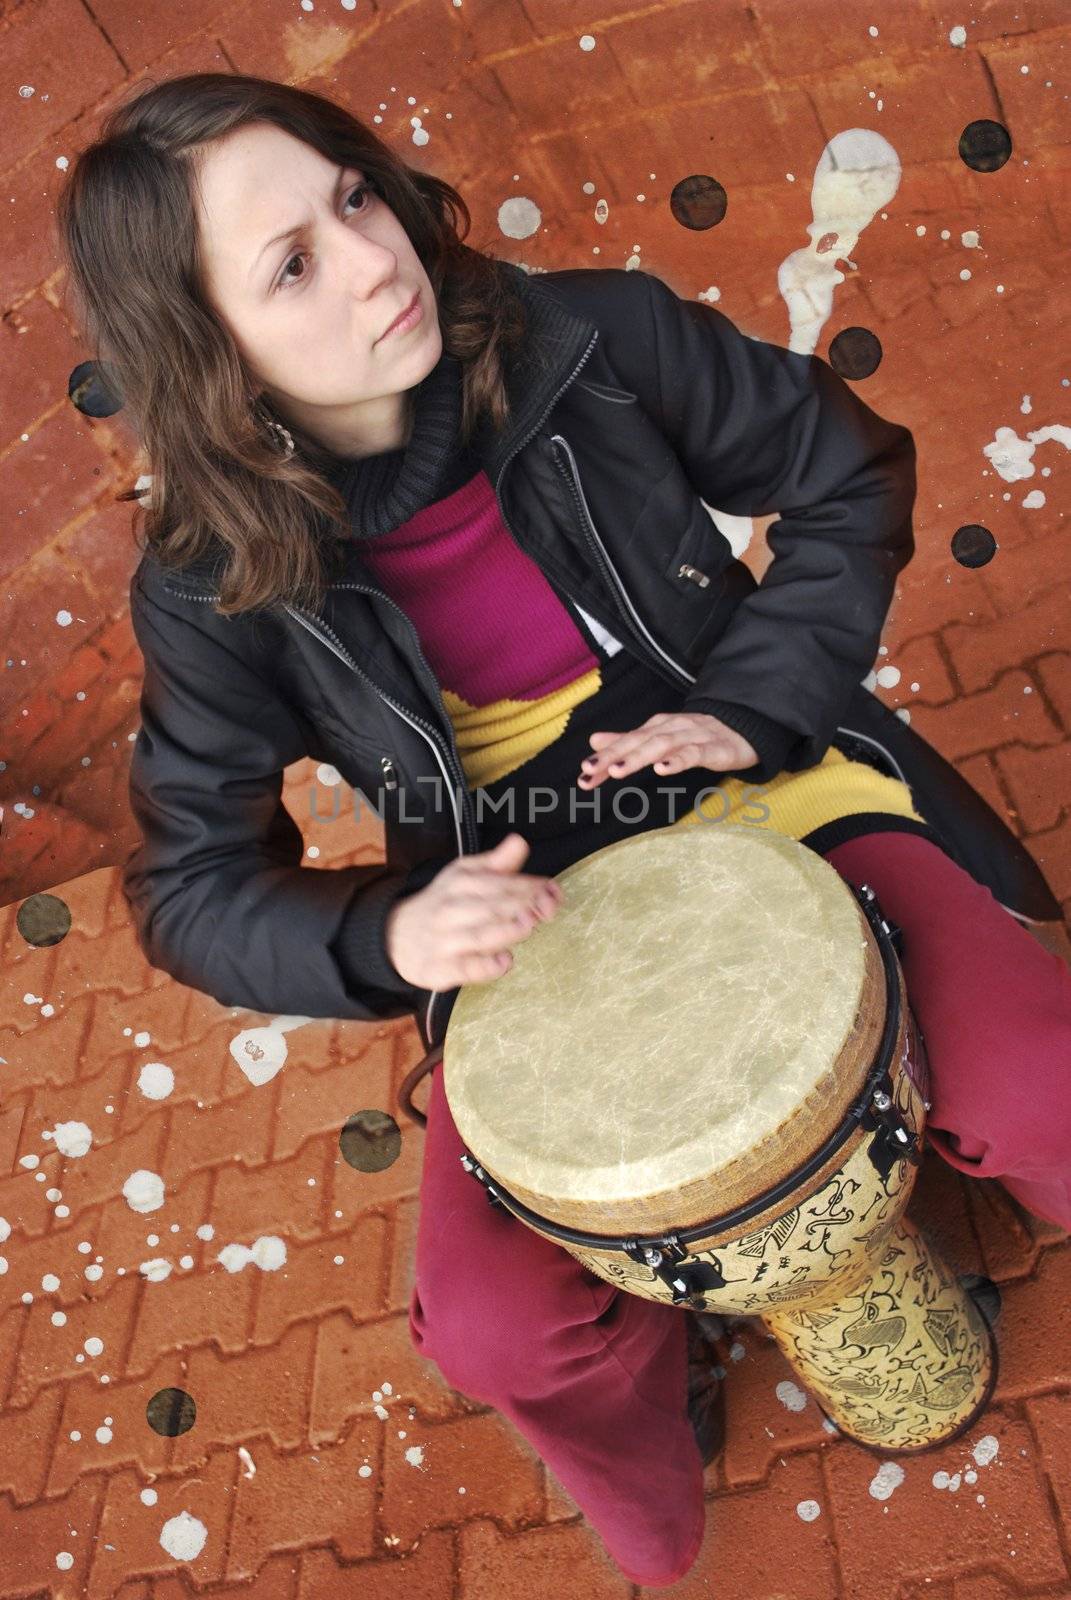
xmin=248 ymin=163 xmax=351 ymax=286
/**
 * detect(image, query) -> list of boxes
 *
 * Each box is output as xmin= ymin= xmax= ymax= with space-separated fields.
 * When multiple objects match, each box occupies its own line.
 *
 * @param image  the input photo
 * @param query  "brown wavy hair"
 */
xmin=55 ymin=71 xmax=530 ymax=618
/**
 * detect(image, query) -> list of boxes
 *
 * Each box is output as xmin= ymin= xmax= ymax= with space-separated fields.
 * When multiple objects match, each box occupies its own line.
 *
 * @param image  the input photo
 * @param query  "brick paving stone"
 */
xmin=124 ymin=1253 xmax=257 ymax=1380
xmin=163 ymin=1077 xmax=277 ymax=1190
xmin=0 ymin=1472 xmax=104 ymax=1597
xmin=386 ymin=1194 xmax=421 ymax=1314
xmin=298 ymin=1527 xmax=456 ymax=1599
xmin=45 ymin=1348 xmax=186 ymax=1498
xmin=908 ymin=670 xmax=1064 ymax=764
xmin=941 ymin=589 xmax=1070 ymax=696
xmin=994 ymin=741 xmax=1071 ymax=834
xmin=10 ymin=1269 xmax=141 ymax=1409
xmin=993 ymin=1242 xmax=1071 ymax=1401
xmin=1025 ymin=1391 xmax=1071 ymax=1548
xmin=458 ymin=1514 xmax=633 ymax=1598
xmin=87 ymin=1450 xmax=235 ymax=1597
xmin=876 ymin=632 xmax=958 ymax=707
xmin=719 ymin=1318 xmax=832 ymax=1489
xmin=1036 ymin=653 xmax=1071 ymax=735
xmin=963 ymin=1177 xmax=1067 ymax=1284
xmin=272 ymin=1048 xmax=394 ymax=1163
xmin=326 ymin=1112 xmax=426 ymax=1213
xmin=0 ymin=979 xmax=92 ymax=1107
xmin=310 ymin=1309 xmax=476 ymax=1439
xmin=210 ymin=1139 xmax=338 ymax=1251
xmin=380 ymin=1407 xmax=545 ymax=1551
xmin=174 ymin=1320 xmax=317 ymax=1468
xmin=824 ymin=1416 xmax=1070 ymax=1595
xmin=0 ymin=1381 xmax=63 ymax=1504
xmin=252 ymin=1211 xmax=390 ymax=1346
xmin=226 ymin=1415 xmax=381 ymax=1578
xmin=92 ymin=1170 xmax=213 ymax=1281
xmin=679 ymin=1452 xmax=839 ymax=1599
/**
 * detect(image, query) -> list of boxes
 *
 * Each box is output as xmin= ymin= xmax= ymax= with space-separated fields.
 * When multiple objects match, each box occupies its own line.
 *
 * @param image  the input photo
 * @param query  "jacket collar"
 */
xmin=158 ymin=262 xmax=599 ymax=599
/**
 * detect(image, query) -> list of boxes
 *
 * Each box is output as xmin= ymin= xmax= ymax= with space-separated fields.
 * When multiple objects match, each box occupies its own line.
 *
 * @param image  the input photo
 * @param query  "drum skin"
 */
xmin=443 ymin=827 xmax=997 ymax=1452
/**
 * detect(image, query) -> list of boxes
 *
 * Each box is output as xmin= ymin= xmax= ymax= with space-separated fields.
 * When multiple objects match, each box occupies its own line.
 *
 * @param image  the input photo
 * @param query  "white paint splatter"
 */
xmin=137 ymin=1062 xmax=174 ymax=1100
xmin=84 ymin=1337 xmax=104 ymax=1357
xmin=949 ymin=25 xmax=967 ymax=47
xmin=140 ymin=1487 xmax=158 ymax=1505
xmin=55 ymin=1552 xmax=74 ymax=1570
xmin=1022 ymin=489 xmax=1045 ymax=508
xmin=983 ymin=422 xmax=1071 ymax=483
xmin=932 ymin=1470 xmax=950 ymax=1489
xmin=159 ymin=1509 xmax=207 ymax=1561
xmin=777 ymin=128 xmax=902 ymax=355
xmin=797 ymin=1499 xmax=821 ymax=1521
xmin=498 ymin=196 xmax=541 ymax=241
xmin=775 ymin=1380 xmax=808 ymax=1413
xmin=216 ymin=1236 xmax=287 ymax=1274
xmin=238 ymin=1446 xmax=256 ymax=1478
xmin=869 ymin=1462 xmax=905 ymax=1501
xmin=50 ymin=1121 xmax=93 ymax=1158
xmin=403 ymin=1444 xmax=426 ymax=1469
xmin=0 ymin=1219 xmax=9 ymax=1243
xmin=229 ymin=1016 xmax=310 ymax=1086
xmin=140 ymin=1259 xmax=173 ymax=1283
xmin=123 ymin=1170 xmax=165 ymax=1213
xmin=729 ymin=1342 xmax=746 ymax=1362
xmin=876 ymin=665 xmax=901 ymax=688
xmin=973 ymin=1434 xmax=999 ymax=1467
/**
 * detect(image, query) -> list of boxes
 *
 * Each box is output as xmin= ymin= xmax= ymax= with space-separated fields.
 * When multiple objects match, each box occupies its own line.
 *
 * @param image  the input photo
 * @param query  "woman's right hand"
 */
xmin=384 ymin=833 xmax=563 ymax=991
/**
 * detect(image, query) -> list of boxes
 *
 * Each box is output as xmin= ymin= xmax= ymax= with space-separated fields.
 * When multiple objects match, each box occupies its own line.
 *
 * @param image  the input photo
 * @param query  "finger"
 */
xmin=446 ymin=884 xmax=560 ymax=925
xmin=581 ymin=731 xmax=688 ymax=784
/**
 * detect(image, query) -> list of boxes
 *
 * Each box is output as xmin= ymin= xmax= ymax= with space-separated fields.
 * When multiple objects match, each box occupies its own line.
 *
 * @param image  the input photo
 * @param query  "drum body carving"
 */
xmin=443 ymin=826 xmax=997 ymax=1453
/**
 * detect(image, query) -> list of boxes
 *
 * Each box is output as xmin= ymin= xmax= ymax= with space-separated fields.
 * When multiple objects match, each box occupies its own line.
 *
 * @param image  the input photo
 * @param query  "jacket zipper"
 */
xmin=280 ymin=598 xmax=474 ymax=1051
xmin=549 ymin=433 xmax=697 ymax=692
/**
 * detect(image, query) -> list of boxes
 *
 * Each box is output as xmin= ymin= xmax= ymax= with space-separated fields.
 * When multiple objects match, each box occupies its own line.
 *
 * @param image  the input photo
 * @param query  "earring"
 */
xmin=262 ymin=415 xmax=296 ymax=459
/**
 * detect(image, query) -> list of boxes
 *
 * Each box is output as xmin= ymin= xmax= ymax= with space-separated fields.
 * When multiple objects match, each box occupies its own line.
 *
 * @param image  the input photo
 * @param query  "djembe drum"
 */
xmin=442 ymin=824 xmax=997 ymax=1453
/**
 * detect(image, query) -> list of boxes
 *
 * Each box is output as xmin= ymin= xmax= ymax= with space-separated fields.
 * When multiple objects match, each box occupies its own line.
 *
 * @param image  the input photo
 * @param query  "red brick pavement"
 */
xmin=1 ymin=0 xmax=1070 ymax=1594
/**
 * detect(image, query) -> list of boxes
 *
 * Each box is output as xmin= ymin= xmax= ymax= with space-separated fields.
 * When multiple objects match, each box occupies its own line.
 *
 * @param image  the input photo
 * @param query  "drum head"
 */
xmin=443 ymin=825 xmax=878 ymax=1221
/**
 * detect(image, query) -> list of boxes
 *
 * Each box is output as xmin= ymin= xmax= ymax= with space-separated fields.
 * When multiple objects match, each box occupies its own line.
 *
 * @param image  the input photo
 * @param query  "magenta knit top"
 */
xmin=356 ymin=464 xmax=748 ymax=877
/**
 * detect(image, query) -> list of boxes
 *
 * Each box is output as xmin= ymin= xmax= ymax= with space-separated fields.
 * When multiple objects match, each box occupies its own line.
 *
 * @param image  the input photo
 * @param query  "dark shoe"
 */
xmin=685 ymin=1314 xmax=726 ymax=1468
xmin=961 ymin=1271 xmax=1002 ymax=1330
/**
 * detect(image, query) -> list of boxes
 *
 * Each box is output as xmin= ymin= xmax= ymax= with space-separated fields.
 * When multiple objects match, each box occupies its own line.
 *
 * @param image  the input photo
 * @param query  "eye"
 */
xmin=275 ymin=181 xmax=375 ymax=291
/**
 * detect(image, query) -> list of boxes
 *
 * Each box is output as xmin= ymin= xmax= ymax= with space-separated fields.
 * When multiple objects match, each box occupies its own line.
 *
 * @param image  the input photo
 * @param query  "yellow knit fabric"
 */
xmin=671 ymin=744 xmax=926 ymax=843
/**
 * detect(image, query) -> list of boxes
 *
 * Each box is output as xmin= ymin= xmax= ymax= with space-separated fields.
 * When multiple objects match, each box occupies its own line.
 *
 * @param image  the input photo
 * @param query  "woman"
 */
xmin=58 ymin=71 xmax=1070 ymax=1588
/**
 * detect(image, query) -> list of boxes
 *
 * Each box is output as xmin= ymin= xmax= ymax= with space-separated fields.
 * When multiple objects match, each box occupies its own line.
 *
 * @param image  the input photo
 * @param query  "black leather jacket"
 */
xmin=122 ymin=262 xmax=922 ymax=1053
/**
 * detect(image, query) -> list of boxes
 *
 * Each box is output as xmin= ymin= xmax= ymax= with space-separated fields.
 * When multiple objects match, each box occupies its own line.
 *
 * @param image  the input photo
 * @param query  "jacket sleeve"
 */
xmin=121 ymin=571 xmax=427 ymax=1022
xmin=640 ymin=269 xmax=917 ymax=771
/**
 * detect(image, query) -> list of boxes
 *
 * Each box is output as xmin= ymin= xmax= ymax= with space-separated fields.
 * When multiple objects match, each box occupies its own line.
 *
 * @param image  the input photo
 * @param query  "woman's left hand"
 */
xmin=576 ymin=712 xmax=759 ymax=788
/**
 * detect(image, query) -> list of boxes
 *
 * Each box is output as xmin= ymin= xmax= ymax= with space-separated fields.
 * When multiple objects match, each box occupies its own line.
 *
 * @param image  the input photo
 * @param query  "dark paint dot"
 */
xmin=146 ymin=1387 xmax=197 ymax=1437
xmin=67 ymin=359 xmax=124 ymax=418
xmin=959 ymin=119 xmax=1013 ymax=174
xmin=669 ymin=175 xmax=728 ymax=231
xmin=16 ymin=893 xmax=72 ymax=947
xmin=952 ymin=524 xmax=998 ymax=568
xmin=339 ymin=1109 xmax=402 ymax=1173
xmin=828 ymin=326 xmax=883 ymax=380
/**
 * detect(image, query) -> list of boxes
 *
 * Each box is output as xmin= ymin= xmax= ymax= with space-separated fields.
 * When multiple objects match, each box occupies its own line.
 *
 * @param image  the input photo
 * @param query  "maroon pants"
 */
xmin=407 ymin=832 xmax=1071 ymax=1586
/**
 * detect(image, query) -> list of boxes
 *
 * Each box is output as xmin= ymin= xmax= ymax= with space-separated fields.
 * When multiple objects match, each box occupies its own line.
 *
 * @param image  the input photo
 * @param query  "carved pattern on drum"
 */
xmin=765 ymin=1218 xmax=994 ymax=1450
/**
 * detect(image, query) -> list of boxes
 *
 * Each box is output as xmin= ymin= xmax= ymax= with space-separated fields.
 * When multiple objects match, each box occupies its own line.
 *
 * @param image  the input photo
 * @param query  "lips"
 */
xmin=380 ymin=291 xmax=419 ymax=340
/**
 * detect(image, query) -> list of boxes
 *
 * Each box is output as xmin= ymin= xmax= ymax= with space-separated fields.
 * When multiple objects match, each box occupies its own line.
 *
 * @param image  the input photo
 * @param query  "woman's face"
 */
xmin=195 ymin=121 xmax=443 ymax=460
